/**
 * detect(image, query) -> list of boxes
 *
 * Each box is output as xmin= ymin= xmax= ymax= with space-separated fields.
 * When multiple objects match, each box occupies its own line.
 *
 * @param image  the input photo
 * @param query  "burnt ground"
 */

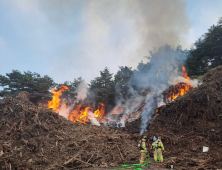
xmin=0 ymin=66 xmax=222 ymax=170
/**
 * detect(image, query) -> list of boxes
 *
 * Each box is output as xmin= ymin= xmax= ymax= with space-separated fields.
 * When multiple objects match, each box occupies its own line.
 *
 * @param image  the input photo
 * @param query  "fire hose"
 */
xmin=74 ymin=146 xmax=159 ymax=170
xmin=112 ymin=152 xmax=160 ymax=170
xmin=141 ymin=152 xmax=157 ymax=166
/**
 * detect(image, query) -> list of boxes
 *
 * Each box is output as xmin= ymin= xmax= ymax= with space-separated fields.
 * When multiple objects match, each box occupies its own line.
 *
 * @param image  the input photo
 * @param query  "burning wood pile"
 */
xmin=162 ymin=64 xmax=194 ymax=103
xmin=163 ymin=82 xmax=193 ymax=103
xmin=46 ymin=85 xmax=106 ymax=125
xmin=45 ymin=84 xmax=148 ymax=128
xmin=123 ymin=66 xmax=222 ymax=169
xmin=1 ymin=65 xmax=221 ymax=169
xmin=0 ymin=96 xmax=139 ymax=169
xmin=44 ymin=64 xmax=194 ymax=130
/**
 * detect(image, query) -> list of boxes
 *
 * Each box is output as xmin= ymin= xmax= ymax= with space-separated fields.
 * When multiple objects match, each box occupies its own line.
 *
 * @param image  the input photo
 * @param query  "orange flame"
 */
xmin=180 ymin=64 xmax=192 ymax=85
xmin=47 ymin=85 xmax=107 ymax=124
xmin=47 ymin=85 xmax=69 ymax=112
xmin=112 ymin=105 xmax=124 ymax=114
xmin=168 ymin=64 xmax=193 ymax=101
xmin=180 ymin=64 xmax=190 ymax=80
xmin=94 ymin=102 xmax=105 ymax=119
xmin=69 ymin=104 xmax=90 ymax=124
xmin=135 ymin=115 xmax=140 ymax=119
xmin=168 ymin=83 xmax=193 ymax=101
xmin=68 ymin=103 xmax=106 ymax=124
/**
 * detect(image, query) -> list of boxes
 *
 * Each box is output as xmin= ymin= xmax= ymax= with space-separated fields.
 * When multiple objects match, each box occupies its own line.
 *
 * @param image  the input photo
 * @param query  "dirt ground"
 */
xmin=83 ymin=154 xmax=218 ymax=170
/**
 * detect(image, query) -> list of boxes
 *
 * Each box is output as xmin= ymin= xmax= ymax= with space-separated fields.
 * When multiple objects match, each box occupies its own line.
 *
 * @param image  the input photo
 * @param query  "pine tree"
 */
xmin=89 ymin=67 xmax=115 ymax=112
xmin=114 ymin=66 xmax=133 ymax=101
xmin=59 ymin=77 xmax=85 ymax=100
xmin=187 ymin=17 xmax=222 ymax=76
xmin=0 ymin=70 xmax=55 ymax=97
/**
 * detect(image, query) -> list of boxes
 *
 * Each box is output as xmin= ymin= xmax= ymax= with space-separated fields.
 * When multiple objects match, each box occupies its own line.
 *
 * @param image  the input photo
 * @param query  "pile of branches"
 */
xmin=122 ymin=66 xmax=222 ymax=169
xmin=162 ymin=82 xmax=193 ymax=103
xmin=151 ymin=67 xmax=222 ymax=169
xmin=0 ymin=96 xmax=139 ymax=169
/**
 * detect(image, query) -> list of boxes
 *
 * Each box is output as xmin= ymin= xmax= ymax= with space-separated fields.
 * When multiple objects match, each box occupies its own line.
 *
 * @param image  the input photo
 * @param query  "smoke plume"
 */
xmin=130 ymin=45 xmax=198 ymax=134
xmin=14 ymin=0 xmax=190 ymax=82
xmin=58 ymin=103 xmax=73 ymax=119
xmin=76 ymin=80 xmax=87 ymax=101
xmin=13 ymin=0 xmax=194 ymax=132
xmin=108 ymin=45 xmax=198 ymax=134
xmin=88 ymin=112 xmax=101 ymax=126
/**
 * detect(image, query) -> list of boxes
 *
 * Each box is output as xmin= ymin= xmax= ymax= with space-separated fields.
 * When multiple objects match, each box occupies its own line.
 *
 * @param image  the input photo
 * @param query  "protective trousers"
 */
xmin=154 ymin=150 xmax=163 ymax=162
xmin=140 ymin=152 xmax=146 ymax=165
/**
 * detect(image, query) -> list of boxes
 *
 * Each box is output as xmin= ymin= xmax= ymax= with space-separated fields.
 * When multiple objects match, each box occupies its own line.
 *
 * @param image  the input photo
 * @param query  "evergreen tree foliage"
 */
xmin=89 ymin=67 xmax=115 ymax=112
xmin=114 ymin=66 xmax=133 ymax=101
xmin=59 ymin=77 xmax=85 ymax=100
xmin=187 ymin=17 xmax=222 ymax=76
xmin=0 ymin=70 xmax=55 ymax=97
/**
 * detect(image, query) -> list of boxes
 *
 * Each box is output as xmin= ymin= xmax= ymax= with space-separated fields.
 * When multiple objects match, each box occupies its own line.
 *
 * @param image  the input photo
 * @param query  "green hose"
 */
xmin=112 ymin=151 xmax=161 ymax=170
xmin=141 ymin=151 xmax=154 ymax=166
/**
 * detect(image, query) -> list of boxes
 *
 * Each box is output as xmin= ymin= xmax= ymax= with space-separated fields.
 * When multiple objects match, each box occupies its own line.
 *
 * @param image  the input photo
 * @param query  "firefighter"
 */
xmin=151 ymin=136 xmax=164 ymax=162
xmin=139 ymin=136 xmax=148 ymax=165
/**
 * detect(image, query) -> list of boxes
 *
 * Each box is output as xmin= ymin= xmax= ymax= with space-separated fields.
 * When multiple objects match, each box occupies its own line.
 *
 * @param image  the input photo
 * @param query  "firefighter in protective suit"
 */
xmin=151 ymin=136 xmax=164 ymax=162
xmin=139 ymin=136 xmax=148 ymax=165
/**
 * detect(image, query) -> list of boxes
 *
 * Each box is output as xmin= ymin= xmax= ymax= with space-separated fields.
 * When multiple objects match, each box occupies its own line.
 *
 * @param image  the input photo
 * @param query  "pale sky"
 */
xmin=0 ymin=0 xmax=222 ymax=84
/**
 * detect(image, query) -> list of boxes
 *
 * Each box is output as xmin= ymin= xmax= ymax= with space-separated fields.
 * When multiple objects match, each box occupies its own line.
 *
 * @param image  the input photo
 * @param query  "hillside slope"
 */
xmin=124 ymin=66 xmax=222 ymax=169
xmin=0 ymin=97 xmax=139 ymax=169
xmin=1 ymin=66 xmax=222 ymax=169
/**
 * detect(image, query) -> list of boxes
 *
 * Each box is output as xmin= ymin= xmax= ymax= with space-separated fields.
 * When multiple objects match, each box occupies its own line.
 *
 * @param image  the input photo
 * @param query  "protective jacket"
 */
xmin=140 ymin=140 xmax=148 ymax=165
xmin=140 ymin=141 xmax=147 ymax=153
xmin=151 ymin=140 xmax=164 ymax=151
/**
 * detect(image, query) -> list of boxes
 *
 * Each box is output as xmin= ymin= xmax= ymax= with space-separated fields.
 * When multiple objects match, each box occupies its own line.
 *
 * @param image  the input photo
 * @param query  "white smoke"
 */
xmin=120 ymin=45 xmax=195 ymax=134
xmin=140 ymin=84 xmax=167 ymax=134
xmin=12 ymin=0 xmax=191 ymax=83
xmin=12 ymin=0 xmax=194 ymax=131
xmin=76 ymin=80 xmax=87 ymax=101
xmin=105 ymin=94 xmax=145 ymax=126
xmin=58 ymin=102 xmax=74 ymax=119
xmin=138 ymin=74 xmax=199 ymax=134
xmin=189 ymin=79 xmax=200 ymax=87
xmin=88 ymin=112 xmax=100 ymax=126
xmin=122 ymin=95 xmax=145 ymax=122
xmin=169 ymin=76 xmax=199 ymax=87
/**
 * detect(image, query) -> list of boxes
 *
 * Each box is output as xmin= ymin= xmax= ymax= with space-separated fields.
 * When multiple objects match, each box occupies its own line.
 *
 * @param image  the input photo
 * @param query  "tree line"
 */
xmin=0 ymin=17 xmax=221 ymax=112
xmin=0 ymin=45 xmax=188 ymax=112
xmin=187 ymin=17 xmax=222 ymax=76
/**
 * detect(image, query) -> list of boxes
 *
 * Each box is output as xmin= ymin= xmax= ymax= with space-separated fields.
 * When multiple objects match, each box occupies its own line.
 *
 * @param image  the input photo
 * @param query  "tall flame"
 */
xmin=68 ymin=103 xmax=105 ymax=124
xmin=47 ymin=86 xmax=106 ymax=124
xmin=168 ymin=64 xmax=193 ymax=101
xmin=47 ymin=85 xmax=69 ymax=112
xmin=94 ymin=103 xmax=105 ymax=119
xmin=168 ymin=83 xmax=193 ymax=101
xmin=180 ymin=64 xmax=190 ymax=80
xmin=69 ymin=104 xmax=91 ymax=124
xmin=180 ymin=64 xmax=191 ymax=85
xmin=46 ymin=64 xmax=194 ymax=126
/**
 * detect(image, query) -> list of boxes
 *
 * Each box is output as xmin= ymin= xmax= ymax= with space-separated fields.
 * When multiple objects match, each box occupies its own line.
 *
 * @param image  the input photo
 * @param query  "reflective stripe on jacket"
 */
xmin=151 ymin=141 xmax=164 ymax=151
xmin=141 ymin=142 xmax=147 ymax=153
